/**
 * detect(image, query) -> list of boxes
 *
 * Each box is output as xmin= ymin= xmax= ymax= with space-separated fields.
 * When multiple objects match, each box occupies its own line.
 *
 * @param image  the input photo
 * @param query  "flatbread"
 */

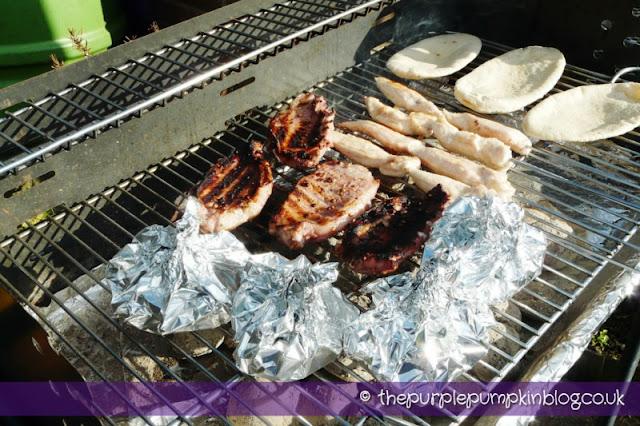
xmin=454 ymin=46 xmax=565 ymax=113
xmin=386 ymin=33 xmax=482 ymax=80
xmin=523 ymin=82 xmax=640 ymax=142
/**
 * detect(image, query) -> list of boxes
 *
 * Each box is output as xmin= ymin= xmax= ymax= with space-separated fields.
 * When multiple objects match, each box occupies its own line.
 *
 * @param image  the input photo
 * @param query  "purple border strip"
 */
xmin=0 ymin=382 xmax=636 ymax=417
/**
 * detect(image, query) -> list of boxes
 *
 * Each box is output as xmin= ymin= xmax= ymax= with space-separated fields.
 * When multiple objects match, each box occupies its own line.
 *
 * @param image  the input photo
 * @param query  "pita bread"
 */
xmin=523 ymin=82 xmax=640 ymax=142
xmin=454 ymin=46 xmax=566 ymax=113
xmin=386 ymin=33 xmax=482 ymax=80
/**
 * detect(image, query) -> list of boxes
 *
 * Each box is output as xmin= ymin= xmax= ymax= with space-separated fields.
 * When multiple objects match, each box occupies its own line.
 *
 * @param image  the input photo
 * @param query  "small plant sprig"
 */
xmin=67 ymin=27 xmax=91 ymax=58
xmin=49 ymin=54 xmax=64 ymax=69
xmin=591 ymin=329 xmax=610 ymax=354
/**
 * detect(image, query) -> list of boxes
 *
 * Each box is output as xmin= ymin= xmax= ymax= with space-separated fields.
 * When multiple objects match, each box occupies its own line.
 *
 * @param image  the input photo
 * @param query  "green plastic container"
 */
xmin=0 ymin=0 xmax=125 ymax=88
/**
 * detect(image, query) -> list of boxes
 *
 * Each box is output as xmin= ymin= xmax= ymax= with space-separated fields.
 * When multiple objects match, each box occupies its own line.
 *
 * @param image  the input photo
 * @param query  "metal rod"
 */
xmin=108 ymin=67 xmax=164 ymax=92
xmin=167 ymin=44 xmax=219 ymax=65
xmin=4 ymin=113 xmax=55 ymax=141
xmin=147 ymin=51 xmax=199 ymax=73
xmin=25 ymin=101 xmax=79 ymax=131
xmin=0 ymin=130 xmax=33 ymax=154
xmin=94 ymin=74 xmax=150 ymax=101
xmin=231 ymin=18 xmax=288 ymax=36
xmin=129 ymin=59 xmax=181 ymax=82
xmin=51 ymin=93 xmax=105 ymax=120
xmin=69 ymin=84 xmax=126 ymax=111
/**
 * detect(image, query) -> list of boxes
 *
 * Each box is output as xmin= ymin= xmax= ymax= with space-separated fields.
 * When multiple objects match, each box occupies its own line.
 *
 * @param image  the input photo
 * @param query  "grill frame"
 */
xmin=0 ymin=1 xmax=639 ymax=425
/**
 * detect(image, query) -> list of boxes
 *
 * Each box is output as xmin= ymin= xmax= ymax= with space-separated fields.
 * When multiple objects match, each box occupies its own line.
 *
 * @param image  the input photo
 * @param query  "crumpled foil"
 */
xmin=232 ymin=255 xmax=360 ymax=381
xmin=344 ymin=196 xmax=547 ymax=382
xmin=423 ymin=196 xmax=547 ymax=305
xmin=343 ymin=272 xmax=495 ymax=382
xmin=104 ymin=197 xmax=252 ymax=334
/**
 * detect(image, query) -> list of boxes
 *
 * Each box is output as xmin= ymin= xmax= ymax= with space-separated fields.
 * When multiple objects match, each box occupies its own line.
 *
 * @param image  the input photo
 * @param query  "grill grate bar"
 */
xmin=189 ymin=34 xmax=243 ymax=58
xmin=162 ymin=45 xmax=218 ymax=68
xmin=508 ymin=298 xmax=552 ymax=323
xmin=521 ymin=148 xmax=640 ymax=195
xmin=221 ymin=25 xmax=277 ymax=44
xmin=534 ymin=275 xmax=576 ymax=297
xmin=268 ymin=7 xmax=318 ymax=24
xmin=69 ymin=84 xmax=126 ymax=112
xmin=94 ymin=74 xmax=151 ymax=101
xmin=520 ymin=288 xmax=564 ymax=311
xmin=52 ymin=93 xmax=105 ymax=121
xmin=112 ymin=185 xmax=175 ymax=226
xmin=25 ymin=101 xmax=80 ymax=132
xmin=147 ymin=53 xmax=198 ymax=73
xmin=295 ymin=0 xmax=347 ymax=10
xmin=231 ymin=18 xmax=289 ymax=37
xmin=492 ymin=308 xmax=540 ymax=336
xmin=5 ymin=112 xmax=55 ymax=142
xmin=201 ymin=30 xmax=263 ymax=51
xmin=0 ymin=130 xmax=33 ymax=155
xmin=248 ymin=12 xmax=305 ymax=31
xmin=544 ymin=140 xmax=640 ymax=178
xmin=510 ymin=179 xmax=637 ymax=248
xmin=129 ymin=59 xmax=181 ymax=82
xmin=109 ymin=67 xmax=165 ymax=92
xmin=510 ymin=168 xmax=637 ymax=224
xmin=279 ymin=3 xmax=336 ymax=17
xmin=512 ymin=156 xmax=640 ymax=213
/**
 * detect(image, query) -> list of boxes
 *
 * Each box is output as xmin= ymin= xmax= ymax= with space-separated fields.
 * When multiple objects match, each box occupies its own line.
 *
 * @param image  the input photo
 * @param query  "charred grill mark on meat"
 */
xmin=337 ymin=185 xmax=449 ymax=276
xmin=195 ymin=141 xmax=273 ymax=233
xmin=268 ymin=93 xmax=336 ymax=169
xmin=269 ymin=160 xmax=380 ymax=250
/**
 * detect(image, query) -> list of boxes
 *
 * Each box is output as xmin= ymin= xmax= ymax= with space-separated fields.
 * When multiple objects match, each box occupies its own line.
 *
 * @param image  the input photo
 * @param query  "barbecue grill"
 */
xmin=1 ymin=0 xmax=640 ymax=424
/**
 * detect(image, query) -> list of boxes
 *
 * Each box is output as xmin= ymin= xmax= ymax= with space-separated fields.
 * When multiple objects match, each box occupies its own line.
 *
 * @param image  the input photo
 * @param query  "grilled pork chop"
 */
xmin=195 ymin=142 xmax=273 ymax=233
xmin=269 ymin=161 xmax=379 ymax=250
xmin=269 ymin=93 xmax=335 ymax=169
xmin=336 ymin=186 xmax=449 ymax=276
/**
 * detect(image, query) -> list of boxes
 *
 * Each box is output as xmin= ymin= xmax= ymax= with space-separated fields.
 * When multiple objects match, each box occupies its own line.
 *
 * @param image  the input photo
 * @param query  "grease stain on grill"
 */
xmin=220 ymin=77 xmax=256 ymax=96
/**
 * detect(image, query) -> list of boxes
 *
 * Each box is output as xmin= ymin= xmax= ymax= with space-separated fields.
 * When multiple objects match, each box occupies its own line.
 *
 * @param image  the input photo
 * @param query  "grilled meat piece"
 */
xmin=195 ymin=142 xmax=273 ymax=233
xmin=269 ymin=160 xmax=379 ymax=250
xmin=337 ymin=186 xmax=449 ymax=276
xmin=269 ymin=93 xmax=335 ymax=169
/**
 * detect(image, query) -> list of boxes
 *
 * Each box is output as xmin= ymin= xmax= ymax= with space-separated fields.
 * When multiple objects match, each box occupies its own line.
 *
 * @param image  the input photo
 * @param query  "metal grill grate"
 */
xmin=1 ymin=34 xmax=640 ymax=426
xmin=0 ymin=0 xmax=389 ymax=179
